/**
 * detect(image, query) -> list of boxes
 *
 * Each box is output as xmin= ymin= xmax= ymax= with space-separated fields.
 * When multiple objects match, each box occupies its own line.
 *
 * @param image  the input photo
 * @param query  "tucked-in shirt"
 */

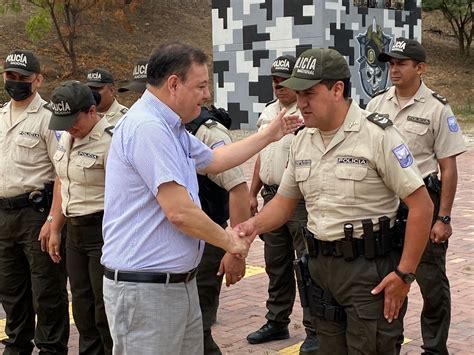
xmin=101 ymin=90 xmax=213 ymax=273
xmin=100 ymin=99 xmax=128 ymax=125
xmin=258 ymin=100 xmax=299 ymax=186
xmin=366 ymin=82 xmax=467 ymax=177
xmin=0 ymin=93 xmax=58 ymax=198
xmin=53 ymin=117 xmax=112 ymax=217
xmin=279 ymin=100 xmax=424 ymax=241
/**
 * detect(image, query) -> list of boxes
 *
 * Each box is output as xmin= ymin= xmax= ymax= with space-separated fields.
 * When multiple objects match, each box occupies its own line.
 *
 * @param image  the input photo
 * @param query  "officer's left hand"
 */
xmin=217 ymin=252 xmax=246 ymax=287
xmin=371 ymin=271 xmax=410 ymax=323
xmin=38 ymin=221 xmax=50 ymax=252
xmin=266 ymin=108 xmax=303 ymax=142
xmin=430 ymin=220 xmax=452 ymax=244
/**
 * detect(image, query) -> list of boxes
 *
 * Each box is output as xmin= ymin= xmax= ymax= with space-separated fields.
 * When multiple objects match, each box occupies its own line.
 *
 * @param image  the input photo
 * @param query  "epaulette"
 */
xmin=265 ymin=98 xmax=277 ymax=107
xmin=371 ymin=87 xmax=389 ymax=98
xmin=120 ymin=107 xmax=128 ymax=114
xmin=294 ymin=125 xmax=305 ymax=135
xmin=104 ymin=125 xmax=115 ymax=136
xmin=432 ymin=92 xmax=448 ymax=105
xmin=367 ymin=113 xmax=393 ymax=129
xmin=1 ymin=102 xmax=8 ymax=108
xmin=203 ymin=119 xmax=217 ymax=129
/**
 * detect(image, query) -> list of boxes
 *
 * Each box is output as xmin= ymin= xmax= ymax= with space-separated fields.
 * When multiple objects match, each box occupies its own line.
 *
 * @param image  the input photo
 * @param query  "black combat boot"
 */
xmin=246 ymin=321 xmax=289 ymax=344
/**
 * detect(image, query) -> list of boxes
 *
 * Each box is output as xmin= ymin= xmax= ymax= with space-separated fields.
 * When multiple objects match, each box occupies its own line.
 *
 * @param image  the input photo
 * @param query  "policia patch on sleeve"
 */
xmin=432 ymin=92 xmax=448 ymax=105
xmin=367 ymin=113 xmax=393 ymax=129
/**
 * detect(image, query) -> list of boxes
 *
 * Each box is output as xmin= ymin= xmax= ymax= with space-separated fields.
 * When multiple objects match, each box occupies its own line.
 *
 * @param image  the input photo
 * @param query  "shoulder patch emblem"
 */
xmin=120 ymin=107 xmax=128 ymax=114
xmin=104 ymin=125 xmax=115 ymax=136
xmin=367 ymin=113 xmax=393 ymax=129
xmin=447 ymin=116 xmax=459 ymax=132
xmin=54 ymin=130 xmax=63 ymax=141
xmin=432 ymin=92 xmax=448 ymax=105
xmin=265 ymin=98 xmax=277 ymax=107
xmin=210 ymin=140 xmax=225 ymax=149
xmin=371 ymin=87 xmax=389 ymax=98
xmin=392 ymin=144 xmax=413 ymax=168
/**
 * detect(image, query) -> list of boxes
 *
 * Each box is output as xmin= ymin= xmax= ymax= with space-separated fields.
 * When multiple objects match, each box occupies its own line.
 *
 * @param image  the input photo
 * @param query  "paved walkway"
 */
xmin=1 ymin=137 xmax=472 ymax=354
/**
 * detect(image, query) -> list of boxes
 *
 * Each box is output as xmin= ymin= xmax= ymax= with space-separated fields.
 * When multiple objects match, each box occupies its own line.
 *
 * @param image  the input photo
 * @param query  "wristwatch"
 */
xmin=437 ymin=215 xmax=451 ymax=224
xmin=46 ymin=215 xmax=53 ymax=223
xmin=394 ymin=267 xmax=416 ymax=284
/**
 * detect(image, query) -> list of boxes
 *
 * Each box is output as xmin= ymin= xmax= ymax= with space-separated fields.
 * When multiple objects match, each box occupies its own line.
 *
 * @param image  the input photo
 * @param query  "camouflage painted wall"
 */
xmin=211 ymin=0 xmax=422 ymax=129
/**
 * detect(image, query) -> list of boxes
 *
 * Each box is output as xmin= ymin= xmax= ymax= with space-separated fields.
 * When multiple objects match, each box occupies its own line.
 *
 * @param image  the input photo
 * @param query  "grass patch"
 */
xmin=454 ymin=100 xmax=474 ymax=123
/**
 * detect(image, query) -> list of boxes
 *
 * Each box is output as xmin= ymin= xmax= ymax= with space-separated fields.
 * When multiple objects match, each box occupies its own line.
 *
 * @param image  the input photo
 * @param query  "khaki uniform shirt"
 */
xmin=195 ymin=120 xmax=246 ymax=191
xmin=279 ymin=101 xmax=424 ymax=241
xmin=100 ymin=99 xmax=128 ymax=125
xmin=366 ymin=82 xmax=466 ymax=177
xmin=53 ymin=117 xmax=113 ymax=217
xmin=258 ymin=100 xmax=299 ymax=186
xmin=0 ymin=93 xmax=58 ymax=198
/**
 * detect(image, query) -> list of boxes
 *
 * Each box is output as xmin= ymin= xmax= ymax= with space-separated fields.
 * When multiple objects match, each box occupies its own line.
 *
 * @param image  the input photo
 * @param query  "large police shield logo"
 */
xmin=356 ymin=18 xmax=392 ymax=98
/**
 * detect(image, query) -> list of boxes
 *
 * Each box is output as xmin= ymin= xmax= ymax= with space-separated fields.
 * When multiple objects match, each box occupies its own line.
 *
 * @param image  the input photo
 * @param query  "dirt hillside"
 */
xmin=0 ymin=2 xmax=472 ymax=115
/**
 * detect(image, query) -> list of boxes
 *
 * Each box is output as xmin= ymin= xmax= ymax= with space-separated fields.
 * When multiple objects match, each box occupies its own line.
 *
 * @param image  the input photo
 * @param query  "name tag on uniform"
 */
xmin=336 ymin=156 xmax=368 ymax=165
xmin=78 ymin=151 xmax=98 ymax=159
xmin=295 ymin=159 xmax=311 ymax=167
xmin=407 ymin=116 xmax=430 ymax=125
xmin=19 ymin=131 xmax=40 ymax=138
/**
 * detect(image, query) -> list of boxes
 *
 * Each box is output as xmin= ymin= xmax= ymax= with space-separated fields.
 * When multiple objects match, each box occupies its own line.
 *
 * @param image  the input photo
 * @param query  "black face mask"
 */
xmin=4 ymin=80 xmax=34 ymax=101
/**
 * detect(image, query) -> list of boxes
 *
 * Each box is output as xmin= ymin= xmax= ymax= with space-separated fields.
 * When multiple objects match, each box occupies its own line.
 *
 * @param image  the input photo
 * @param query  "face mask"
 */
xmin=4 ymin=80 xmax=34 ymax=101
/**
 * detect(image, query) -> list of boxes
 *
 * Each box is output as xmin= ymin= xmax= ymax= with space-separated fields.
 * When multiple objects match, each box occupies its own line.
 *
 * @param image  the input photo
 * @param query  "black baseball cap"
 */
xmin=378 ymin=37 xmax=426 ymax=63
xmin=1 ymin=50 xmax=41 ymax=76
xmin=118 ymin=59 xmax=148 ymax=93
xmin=85 ymin=68 xmax=115 ymax=87
xmin=271 ymin=55 xmax=296 ymax=78
xmin=47 ymin=81 xmax=96 ymax=130
xmin=280 ymin=48 xmax=351 ymax=91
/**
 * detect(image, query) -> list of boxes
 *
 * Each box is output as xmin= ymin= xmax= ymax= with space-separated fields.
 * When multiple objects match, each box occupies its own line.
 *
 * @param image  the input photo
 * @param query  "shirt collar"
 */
xmin=1 ymin=92 xmax=43 ymax=114
xmin=75 ymin=116 xmax=109 ymax=145
xmin=141 ymin=89 xmax=182 ymax=129
xmin=342 ymin=100 xmax=363 ymax=132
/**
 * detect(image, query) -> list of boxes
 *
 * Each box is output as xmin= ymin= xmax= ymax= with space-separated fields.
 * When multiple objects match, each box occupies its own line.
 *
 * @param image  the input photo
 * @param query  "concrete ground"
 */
xmin=1 ymin=134 xmax=472 ymax=354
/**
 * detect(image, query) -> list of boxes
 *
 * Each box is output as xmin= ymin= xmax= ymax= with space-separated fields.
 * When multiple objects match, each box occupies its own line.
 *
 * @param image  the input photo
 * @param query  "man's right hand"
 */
xmin=225 ymin=227 xmax=250 ymax=258
xmin=48 ymin=230 xmax=62 ymax=263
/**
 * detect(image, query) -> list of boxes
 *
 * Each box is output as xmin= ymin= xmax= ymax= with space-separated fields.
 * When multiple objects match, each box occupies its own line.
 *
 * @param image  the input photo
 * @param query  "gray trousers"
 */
xmin=103 ymin=277 xmax=203 ymax=355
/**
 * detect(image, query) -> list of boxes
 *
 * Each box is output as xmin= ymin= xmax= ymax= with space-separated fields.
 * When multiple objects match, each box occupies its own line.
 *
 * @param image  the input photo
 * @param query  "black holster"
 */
xmin=28 ymin=181 xmax=54 ymax=213
xmin=294 ymin=253 xmax=345 ymax=322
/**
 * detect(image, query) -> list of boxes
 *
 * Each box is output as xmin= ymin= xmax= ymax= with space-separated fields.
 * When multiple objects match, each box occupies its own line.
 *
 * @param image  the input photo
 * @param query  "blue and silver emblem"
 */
xmin=392 ymin=144 xmax=413 ymax=168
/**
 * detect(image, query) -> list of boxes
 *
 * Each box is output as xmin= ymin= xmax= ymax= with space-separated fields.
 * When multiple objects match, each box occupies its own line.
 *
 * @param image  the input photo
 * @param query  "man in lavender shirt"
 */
xmin=101 ymin=42 xmax=301 ymax=355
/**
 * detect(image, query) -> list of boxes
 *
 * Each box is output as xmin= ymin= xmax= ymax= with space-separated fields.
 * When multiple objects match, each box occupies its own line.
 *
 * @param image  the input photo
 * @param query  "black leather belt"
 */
xmin=104 ymin=267 xmax=198 ymax=284
xmin=263 ymin=184 xmax=279 ymax=195
xmin=0 ymin=192 xmax=32 ymax=210
xmin=68 ymin=211 xmax=104 ymax=226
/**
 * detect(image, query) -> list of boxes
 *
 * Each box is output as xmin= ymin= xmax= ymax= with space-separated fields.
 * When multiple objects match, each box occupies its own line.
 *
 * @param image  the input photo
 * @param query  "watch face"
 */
xmin=439 ymin=216 xmax=451 ymax=224
xmin=404 ymin=274 xmax=416 ymax=283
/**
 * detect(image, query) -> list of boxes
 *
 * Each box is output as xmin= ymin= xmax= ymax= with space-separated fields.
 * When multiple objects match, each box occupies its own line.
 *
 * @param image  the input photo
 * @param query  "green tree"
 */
xmin=441 ymin=0 xmax=472 ymax=56
xmin=423 ymin=0 xmax=472 ymax=57
xmin=0 ymin=0 xmax=141 ymax=75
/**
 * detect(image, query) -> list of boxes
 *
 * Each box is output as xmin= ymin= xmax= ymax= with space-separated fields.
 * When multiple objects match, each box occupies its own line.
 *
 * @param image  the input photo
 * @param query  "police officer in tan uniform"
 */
xmin=187 ymin=109 xmax=250 ymax=355
xmin=236 ymin=48 xmax=434 ymax=354
xmin=0 ymin=49 xmax=69 ymax=354
xmin=46 ymin=81 xmax=114 ymax=355
xmin=247 ymin=55 xmax=318 ymax=353
xmin=118 ymin=59 xmax=147 ymax=94
xmin=367 ymin=38 xmax=467 ymax=355
xmin=86 ymin=68 xmax=128 ymax=125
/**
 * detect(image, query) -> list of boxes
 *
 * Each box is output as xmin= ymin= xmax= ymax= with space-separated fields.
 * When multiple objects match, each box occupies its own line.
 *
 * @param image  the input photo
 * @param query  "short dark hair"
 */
xmin=147 ymin=42 xmax=208 ymax=88
xmin=320 ymin=78 xmax=351 ymax=99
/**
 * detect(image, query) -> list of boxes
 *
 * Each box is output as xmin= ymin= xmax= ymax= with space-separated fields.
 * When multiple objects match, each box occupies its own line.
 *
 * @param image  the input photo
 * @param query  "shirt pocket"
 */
xmin=404 ymin=121 xmax=429 ymax=136
xmin=295 ymin=166 xmax=311 ymax=196
xmin=14 ymin=135 xmax=41 ymax=164
xmin=335 ymin=165 xmax=368 ymax=204
xmin=73 ymin=156 xmax=103 ymax=185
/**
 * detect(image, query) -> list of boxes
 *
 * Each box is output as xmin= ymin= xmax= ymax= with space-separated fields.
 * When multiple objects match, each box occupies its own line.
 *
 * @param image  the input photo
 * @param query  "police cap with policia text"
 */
xmin=280 ymin=48 xmax=351 ymax=91
xmin=46 ymin=81 xmax=96 ymax=131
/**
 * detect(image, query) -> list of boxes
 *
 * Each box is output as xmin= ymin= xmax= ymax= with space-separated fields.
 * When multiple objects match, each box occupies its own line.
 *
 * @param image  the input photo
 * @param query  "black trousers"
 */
xmin=197 ymin=240 xmax=226 ymax=355
xmin=66 ymin=221 xmax=113 ymax=355
xmin=417 ymin=188 xmax=450 ymax=355
xmin=0 ymin=207 xmax=69 ymax=355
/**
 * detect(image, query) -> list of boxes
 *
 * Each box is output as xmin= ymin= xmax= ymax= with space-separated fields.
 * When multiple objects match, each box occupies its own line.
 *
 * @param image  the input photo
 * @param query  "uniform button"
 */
xmin=321 ymin=213 xmax=326 ymax=217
